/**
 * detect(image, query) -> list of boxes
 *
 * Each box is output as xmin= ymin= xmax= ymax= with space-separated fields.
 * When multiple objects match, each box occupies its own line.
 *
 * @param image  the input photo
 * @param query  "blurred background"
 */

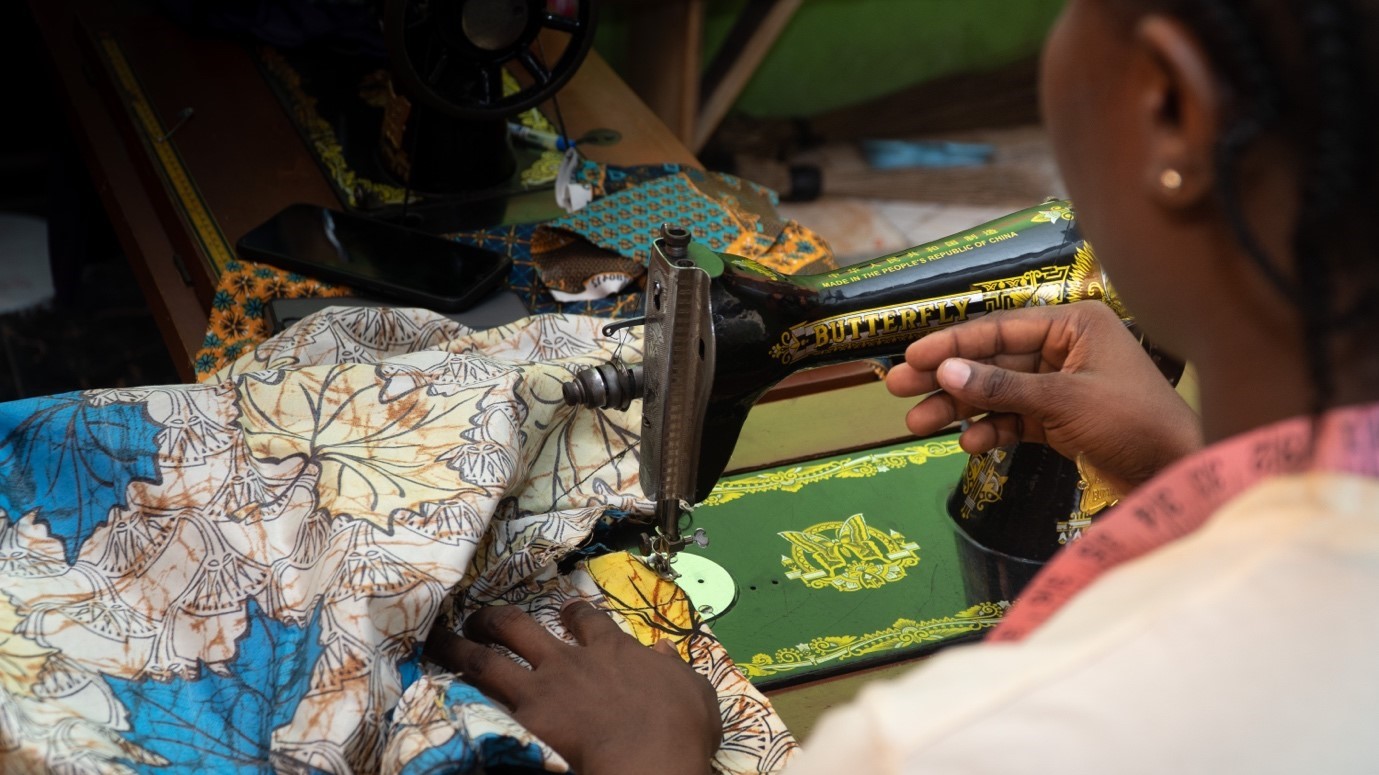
xmin=0 ymin=0 xmax=1067 ymax=399
xmin=0 ymin=2 xmax=184 ymax=399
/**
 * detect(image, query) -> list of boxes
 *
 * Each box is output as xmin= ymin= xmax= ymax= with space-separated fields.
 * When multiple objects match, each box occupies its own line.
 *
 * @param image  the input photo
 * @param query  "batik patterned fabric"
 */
xmin=190 ymin=160 xmax=679 ymax=380
xmin=195 ymin=261 xmax=355 ymax=377
xmin=193 ymin=163 xmax=833 ymax=379
xmin=530 ymin=168 xmax=834 ymax=300
xmin=571 ymin=161 xmax=681 ymax=198
xmin=0 ymin=307 xmax=795 ymax=773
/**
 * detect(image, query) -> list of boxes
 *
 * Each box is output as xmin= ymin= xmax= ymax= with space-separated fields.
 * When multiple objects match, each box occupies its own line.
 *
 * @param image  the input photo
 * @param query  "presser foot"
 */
xmin=638 ymin=527 xmax=709 ymax=578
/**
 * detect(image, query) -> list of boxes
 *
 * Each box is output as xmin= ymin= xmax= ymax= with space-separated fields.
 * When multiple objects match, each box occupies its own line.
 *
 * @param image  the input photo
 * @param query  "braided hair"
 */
xmin=1112 ymin=0 xmax=1377 ymax=412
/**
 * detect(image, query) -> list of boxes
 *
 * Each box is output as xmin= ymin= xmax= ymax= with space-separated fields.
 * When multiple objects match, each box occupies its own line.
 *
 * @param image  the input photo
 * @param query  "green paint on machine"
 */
xmin=682 ymin=435 xmax=1009 ymax=690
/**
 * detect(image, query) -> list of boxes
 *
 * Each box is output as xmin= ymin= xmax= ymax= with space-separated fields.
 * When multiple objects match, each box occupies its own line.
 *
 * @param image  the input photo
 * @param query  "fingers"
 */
xmin=652 ymin=638 xmax=680 ymax=657
xmin=904 ymin=391 xmax=974 ymax=437
xmin=466 ymin=605 xmax=564 ymax=668
xmin=959 ymin=413 xmax=1032 ymax=453
xmin=904 ymin=308 xmax=1060 ymax=373
xmin=561 ymin=600 xmax=625 ymax=647
xmin=938 ymin=358 xmax=1064 ymax=419
xmin=885 ymin=360 xmax=938 ymax=397
xmin=901 ymin=372 xmax=1039 ymax=437
xmin=887 ymin=309 xmax=1068 ymax=400
xmin=904 ymin=387 xmax=1042 ymax=450
xmin=424 ymin=626 xmax=531 ymax=708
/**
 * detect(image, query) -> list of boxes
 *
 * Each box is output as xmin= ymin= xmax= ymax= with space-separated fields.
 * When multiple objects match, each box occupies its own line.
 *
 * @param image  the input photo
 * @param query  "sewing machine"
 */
xmin=564 ymin=201 xmax=1145 ymax=582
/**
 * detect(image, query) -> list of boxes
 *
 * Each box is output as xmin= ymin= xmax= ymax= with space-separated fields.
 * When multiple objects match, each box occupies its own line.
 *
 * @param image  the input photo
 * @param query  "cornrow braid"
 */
xmin=1291 ymin=0 xmax=1366 ymax=413
xmin=1194 ymin=0 xmax=1295 ymax=299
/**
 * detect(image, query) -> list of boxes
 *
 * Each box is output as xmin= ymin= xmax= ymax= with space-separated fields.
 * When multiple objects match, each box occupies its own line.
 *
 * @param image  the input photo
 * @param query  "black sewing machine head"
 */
xmin=564 ymin=202 xmax=1149 ymax=575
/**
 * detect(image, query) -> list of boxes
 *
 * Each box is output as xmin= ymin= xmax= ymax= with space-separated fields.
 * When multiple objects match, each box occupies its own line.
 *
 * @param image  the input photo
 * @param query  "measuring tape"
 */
xmin=98 ymin=32 xmax=237 ymax=278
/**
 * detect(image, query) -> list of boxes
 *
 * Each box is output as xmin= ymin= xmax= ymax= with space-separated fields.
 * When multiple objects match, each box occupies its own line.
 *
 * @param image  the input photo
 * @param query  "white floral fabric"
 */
xmin=0 ymin=307 xmax=795 ymax=773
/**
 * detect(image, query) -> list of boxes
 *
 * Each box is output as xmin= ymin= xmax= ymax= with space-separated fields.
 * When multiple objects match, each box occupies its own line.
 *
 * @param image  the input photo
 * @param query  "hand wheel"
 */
xmin=384 ymin=0 xmax=597 ymax=120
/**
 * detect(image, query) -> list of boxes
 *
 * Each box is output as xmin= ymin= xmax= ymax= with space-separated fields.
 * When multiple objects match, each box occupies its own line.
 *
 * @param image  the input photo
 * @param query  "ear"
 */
xmin=1131 ymin=15 xmax=1225 ymax=207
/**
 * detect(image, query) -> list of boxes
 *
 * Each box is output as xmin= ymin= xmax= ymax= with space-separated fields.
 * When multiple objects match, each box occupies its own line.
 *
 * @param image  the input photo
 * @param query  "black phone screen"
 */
xmin=237 ymin=204 xmax=510 ymax=310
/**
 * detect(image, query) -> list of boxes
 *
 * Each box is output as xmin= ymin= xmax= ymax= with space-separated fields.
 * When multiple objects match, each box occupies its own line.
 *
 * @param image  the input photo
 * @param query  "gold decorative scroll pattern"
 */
xmin=738 ymin=603 xmax=1009 ymax=680
xmin=699 ymin=439 xmax=964 ymax=507
xmin=955 ymin=447 xmax=1010 ymax=521
xmin=780 ymin=513 xmax=921 ymax=593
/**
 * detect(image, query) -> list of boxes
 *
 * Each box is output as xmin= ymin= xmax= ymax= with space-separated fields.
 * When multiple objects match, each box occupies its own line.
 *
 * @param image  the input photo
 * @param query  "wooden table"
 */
xmin=29 ymin=0 xmax=699 ymax=380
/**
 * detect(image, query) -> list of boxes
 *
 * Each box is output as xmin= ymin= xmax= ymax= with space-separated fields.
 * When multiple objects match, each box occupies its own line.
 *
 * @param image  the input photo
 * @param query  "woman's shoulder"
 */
xmin=1038 ymin=469 xmax=1379 ymax=636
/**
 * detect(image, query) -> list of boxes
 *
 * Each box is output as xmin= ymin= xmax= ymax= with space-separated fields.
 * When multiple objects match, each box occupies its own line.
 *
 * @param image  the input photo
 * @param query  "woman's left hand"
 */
xmin=424 ymin=601 xmax=722 ymax=775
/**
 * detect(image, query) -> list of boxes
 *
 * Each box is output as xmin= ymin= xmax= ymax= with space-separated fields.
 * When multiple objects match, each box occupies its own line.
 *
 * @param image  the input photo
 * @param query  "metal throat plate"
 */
xmin=670 ymin=553 xmax=737 ymax=621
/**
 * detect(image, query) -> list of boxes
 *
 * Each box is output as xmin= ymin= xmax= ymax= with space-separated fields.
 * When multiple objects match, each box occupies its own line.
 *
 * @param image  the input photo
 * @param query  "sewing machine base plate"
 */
xmin=681 ymin=434 xmax=1020 ymax=690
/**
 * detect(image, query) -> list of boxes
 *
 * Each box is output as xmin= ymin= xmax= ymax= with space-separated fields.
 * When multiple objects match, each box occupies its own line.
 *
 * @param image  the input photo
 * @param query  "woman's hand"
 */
xmin=886 ymin=302 xmax=1202 ymax=494
xmin=424 ymin=601 xmax=721 ymax=775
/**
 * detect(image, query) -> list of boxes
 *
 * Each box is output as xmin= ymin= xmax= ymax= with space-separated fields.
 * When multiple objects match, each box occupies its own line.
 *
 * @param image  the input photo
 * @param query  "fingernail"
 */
xmin=939 ymin=359 xmax=972 ymax=389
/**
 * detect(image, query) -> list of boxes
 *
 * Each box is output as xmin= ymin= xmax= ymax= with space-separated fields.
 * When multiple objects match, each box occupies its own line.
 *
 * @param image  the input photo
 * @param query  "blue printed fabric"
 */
xmin=0 ymin=308 xmax=795 ymax=773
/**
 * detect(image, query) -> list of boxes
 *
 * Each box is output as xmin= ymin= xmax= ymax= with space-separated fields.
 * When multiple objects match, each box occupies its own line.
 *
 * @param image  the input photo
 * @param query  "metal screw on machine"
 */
xmin=660 ymin=223 xmax=692 ymax=262
xmin=559 ymin=226 xmax=694 ymax=412
xmin=685 ymin=527 xmax=709 ymax=548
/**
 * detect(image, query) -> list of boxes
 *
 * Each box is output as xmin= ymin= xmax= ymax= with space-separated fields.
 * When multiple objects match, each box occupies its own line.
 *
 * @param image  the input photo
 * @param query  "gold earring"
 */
xmin=1160 ymin=168 xmax=1183 ymax=191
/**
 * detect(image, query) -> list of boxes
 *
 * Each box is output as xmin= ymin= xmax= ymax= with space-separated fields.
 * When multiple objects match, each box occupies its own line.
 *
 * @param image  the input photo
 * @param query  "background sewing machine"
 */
xmin=36 ymin=0 xmax=689 ymax=377
xmin=565 ymin=201 xmax=1181 ymax=695
xmin=250 ymin=0 xmax=599 ymax=232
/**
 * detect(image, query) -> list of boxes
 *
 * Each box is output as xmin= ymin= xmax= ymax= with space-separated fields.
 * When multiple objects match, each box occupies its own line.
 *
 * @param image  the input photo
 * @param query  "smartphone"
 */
xmin=236 ymin=204 xmax=512 ymax=312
